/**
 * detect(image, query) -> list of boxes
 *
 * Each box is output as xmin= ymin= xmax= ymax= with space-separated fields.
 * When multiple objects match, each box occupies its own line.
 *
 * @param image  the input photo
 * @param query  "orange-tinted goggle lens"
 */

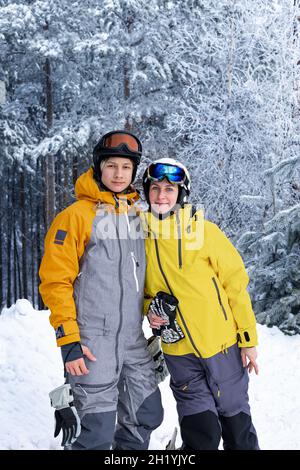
xmin=104 ymin=133 xmax=139 ymax=152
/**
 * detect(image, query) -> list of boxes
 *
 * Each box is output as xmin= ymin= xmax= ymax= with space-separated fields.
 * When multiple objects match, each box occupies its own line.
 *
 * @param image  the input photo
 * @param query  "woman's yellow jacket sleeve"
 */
xmin=207 ymin=222 xmax=257 ymax=347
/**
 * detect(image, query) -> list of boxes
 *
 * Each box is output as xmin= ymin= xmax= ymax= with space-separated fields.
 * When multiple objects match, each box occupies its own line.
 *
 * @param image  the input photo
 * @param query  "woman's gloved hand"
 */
xmin=148 ymin=291 xmax=185 ymax=343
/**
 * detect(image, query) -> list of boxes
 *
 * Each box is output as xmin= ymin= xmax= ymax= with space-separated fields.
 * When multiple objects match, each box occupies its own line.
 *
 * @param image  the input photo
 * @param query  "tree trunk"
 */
xmin=43 ymin=21 xmax=55 ymax=229
xmin=267 ymin=155 xmax=277 ymax=218
xmin=12 ymin=162 xmax=21 ymax=302
xmin=0 ymin=176 xmax=3 ymax=309
xmin=124 ymin=62 xmax=131 ymax=131
xmin=6 ymin=166 xmax=12 ymax=308
xmin=20 ymin=167 xmax=28 ymax=299
xmin=124 ymin=11 xmax=134 ymax=131
xmin=64 ymin=154 xmax=70 ymax=208
xmin=29 ymin=173 xmax=35 ymax=307
xmin=13 ymin=224 xmax=21 ymax=302
xmin=37 ymin=157 xmax=44 ymax=309
xmin=72 ymin=152 xmax=78 ymax=196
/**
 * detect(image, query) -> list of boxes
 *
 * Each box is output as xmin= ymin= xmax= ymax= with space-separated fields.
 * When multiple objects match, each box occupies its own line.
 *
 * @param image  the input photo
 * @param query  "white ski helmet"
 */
xmin=142 ymin=158 xmax=191 ymax=207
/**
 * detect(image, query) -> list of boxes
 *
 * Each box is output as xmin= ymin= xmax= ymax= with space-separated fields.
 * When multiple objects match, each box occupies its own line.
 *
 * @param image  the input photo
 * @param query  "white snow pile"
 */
xmin=1 ymin=299 xmax=300 ymax=450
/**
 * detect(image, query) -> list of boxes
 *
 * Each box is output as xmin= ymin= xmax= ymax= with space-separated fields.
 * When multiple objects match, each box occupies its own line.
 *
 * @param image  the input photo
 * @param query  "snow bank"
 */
xmin=1 ymin=300 xmax=300 ymax=449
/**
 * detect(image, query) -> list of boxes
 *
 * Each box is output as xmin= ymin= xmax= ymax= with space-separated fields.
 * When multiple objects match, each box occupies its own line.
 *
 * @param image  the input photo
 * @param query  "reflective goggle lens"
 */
xmin=103 ymin=133 xmax=139 ymax=152
xmin=148 ymin=163 xmax=185 ymax=183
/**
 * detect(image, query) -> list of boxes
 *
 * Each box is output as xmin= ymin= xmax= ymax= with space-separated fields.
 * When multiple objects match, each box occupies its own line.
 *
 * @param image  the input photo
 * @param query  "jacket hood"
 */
xmin=75 ymin=168 xmax=140 ymax=208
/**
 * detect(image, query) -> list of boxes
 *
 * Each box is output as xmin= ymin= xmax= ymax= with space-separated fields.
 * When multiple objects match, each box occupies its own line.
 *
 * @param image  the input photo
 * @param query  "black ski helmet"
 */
xmin=142 ymin=158 xmax=191 ymax=207
xmin=93 ymin=130 xmax=142 ymax=184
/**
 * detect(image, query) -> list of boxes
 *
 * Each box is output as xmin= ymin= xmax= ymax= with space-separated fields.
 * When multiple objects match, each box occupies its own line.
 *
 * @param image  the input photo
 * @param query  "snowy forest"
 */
xmin=0 ymin=0 xmax=300 ymax=336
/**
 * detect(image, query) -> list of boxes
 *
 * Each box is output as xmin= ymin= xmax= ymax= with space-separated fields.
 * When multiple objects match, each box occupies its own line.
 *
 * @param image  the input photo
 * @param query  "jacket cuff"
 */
xmin=55 ymin=320 xmax=81 ymax=347
xmin=237 ymin=326 xmax=258 ymax=348
xmin=61 ymin=342 xmax=83 ymax=364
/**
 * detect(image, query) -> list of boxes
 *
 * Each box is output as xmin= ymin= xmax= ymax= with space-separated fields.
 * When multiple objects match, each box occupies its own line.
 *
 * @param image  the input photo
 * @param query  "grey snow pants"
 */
xmin=164 ymin=343 xmax=259 ymax=450
xmin=67 ymin=330 xmax=164 ymax=450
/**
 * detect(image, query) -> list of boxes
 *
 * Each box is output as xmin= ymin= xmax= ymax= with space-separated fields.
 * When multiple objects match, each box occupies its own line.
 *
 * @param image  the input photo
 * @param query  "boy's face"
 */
xmin=101 ymin=157 xmax=133 ymax=193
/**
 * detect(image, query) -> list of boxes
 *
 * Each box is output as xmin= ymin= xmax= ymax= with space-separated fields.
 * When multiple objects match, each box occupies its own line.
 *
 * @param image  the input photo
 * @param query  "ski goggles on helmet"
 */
xmin=101 ymin=131 xmax=142 ymax=154
xmin=147 ymin=163 xmax=186 ymax=184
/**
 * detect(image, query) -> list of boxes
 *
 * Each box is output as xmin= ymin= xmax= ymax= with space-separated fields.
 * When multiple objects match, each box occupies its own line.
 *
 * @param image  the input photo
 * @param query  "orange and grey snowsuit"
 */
xmin=142 ymin=206 xmax=259 ymax=450
xmin=39 ymin=168 xmax=163 ymax=450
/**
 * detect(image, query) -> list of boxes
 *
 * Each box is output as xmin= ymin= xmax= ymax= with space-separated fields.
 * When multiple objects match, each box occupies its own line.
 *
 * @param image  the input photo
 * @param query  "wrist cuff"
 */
xmin=237 ymin=326 xmax=258 ymax=347
xmin=61 ymin=342 xmax=83 ymax=364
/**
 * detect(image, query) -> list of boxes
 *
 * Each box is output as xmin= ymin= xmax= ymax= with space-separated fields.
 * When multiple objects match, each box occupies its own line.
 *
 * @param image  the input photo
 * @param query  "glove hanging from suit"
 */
xmin=147 ymin=335 xmax=169 ymax=384
xmin=49 ymin=383 xmax=81 ymax=447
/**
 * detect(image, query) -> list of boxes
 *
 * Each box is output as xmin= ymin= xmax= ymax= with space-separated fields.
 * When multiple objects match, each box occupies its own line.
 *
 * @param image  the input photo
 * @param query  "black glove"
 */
xmin=149 ymin=291 xmax=185 ymax=344
xmin=49 ymin=383 xmax=81 ymax=447
xmin=147 ymin=336 xmax=169 ymax=384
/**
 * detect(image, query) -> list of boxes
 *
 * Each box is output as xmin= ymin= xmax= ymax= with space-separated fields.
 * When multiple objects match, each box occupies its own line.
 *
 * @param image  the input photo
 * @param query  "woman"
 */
xmin=39 ymin=131 xmax=163 ymax=450
xmin=142 ymin=157 xmax=259 ymax=450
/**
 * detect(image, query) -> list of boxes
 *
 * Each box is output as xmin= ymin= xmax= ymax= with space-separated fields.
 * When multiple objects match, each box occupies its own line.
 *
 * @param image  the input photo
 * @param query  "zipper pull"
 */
xmin=75 ymin=384 xmax=87 ymax=397
xmin=131 ymin=251 xmax=139 ymax=267
xmin=113 ymin=194 xmax=119 ymax=209
xmin=131 ymin=251 xmax=139 ymax=292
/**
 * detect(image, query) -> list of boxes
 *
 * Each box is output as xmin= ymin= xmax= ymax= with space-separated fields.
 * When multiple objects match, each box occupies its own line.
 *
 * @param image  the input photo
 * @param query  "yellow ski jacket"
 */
xmin=142 ymin=206 xmax=258 ymax=359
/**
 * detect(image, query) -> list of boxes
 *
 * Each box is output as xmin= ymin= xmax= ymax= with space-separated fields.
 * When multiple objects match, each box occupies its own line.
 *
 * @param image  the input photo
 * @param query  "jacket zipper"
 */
xmin=75 ymin=383 xmax=112 ymax=394
xmin=175 ymin=212 xmax=182 ymax=269
xmin=153 ymin=235 xmax=221 ymax=398
xmin=131 ymin=251 xmax=139 ymax=292
xmin=126 ymin=211 xmax=139 ymax=292
xmin=153 ymin=236 xmax=201 ymax=357
xmin=115 ymin=224 xmax=123 ymax=375
xmin=212 ymin=277 xmax=228 ymax=320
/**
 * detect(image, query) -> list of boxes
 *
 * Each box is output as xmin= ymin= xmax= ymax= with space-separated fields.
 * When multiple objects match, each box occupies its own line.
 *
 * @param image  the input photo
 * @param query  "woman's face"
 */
xmin=101 ymin=157 xmax=133 ymax=193
xmin=149 ymin=179 xmax=179 ymax=214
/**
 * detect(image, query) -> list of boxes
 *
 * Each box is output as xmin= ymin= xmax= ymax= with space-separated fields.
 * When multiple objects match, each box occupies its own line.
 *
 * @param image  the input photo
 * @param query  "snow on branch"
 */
xmin=240 ymin=195 xmax=270 ymax=204
xmin=30 ymin=121 xmax=92 ymax=161
xmin=264 ymin=156 xmax=300 ymax=178
xmin=264 ymin=203 xmax=300 ymax=231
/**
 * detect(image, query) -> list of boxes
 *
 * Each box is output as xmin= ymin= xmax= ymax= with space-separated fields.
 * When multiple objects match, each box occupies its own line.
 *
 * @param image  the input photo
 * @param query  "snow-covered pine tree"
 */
xmin=163 ymin=0 xmax=298 ymax=234
xmin=237 ymin=200 xmax=300 ymax=335
xmin=0 ymin=0 xmax=183 ymax=307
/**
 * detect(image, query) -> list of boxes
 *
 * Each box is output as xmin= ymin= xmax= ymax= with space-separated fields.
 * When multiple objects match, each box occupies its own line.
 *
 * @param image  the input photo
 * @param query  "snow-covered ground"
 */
xmin=1 ymin=299 xmax=300 ymax=450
